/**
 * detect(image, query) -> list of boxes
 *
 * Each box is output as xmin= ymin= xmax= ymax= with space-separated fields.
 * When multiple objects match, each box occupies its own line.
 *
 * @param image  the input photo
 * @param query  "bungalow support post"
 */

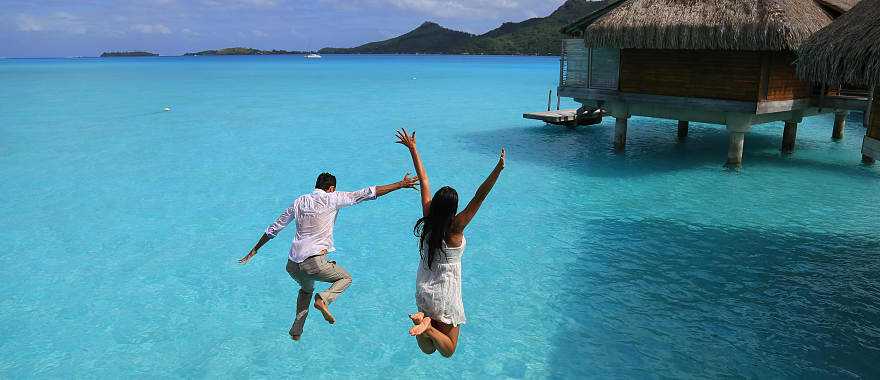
xmin=607 ymin=102 xmax=630 ymax=151
xmin=614 ymin=117 xmax=628 ymax=150
xmin=677 ymin=120 xmax=689 ymax=141
xmin=862 ymin=130 xmax=878 ymax=164
xmin=725 ymin=114 xmax=752 ymax=168
xmin=832 ymin=111 xmax=847 ymax=140
xmin=781 ymin=120 xmax=800 ymax=154
xmin=863 ymin=88 xmax=878 ymax=165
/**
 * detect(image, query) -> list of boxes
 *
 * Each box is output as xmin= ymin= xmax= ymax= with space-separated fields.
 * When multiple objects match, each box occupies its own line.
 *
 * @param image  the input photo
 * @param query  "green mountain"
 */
xmin=320 ymin=22 xmax=473 ymax=54
xmin=319 ymin=0 xmax=607 ymax=55
xmin=461 ymin=0 xmax=607 ymax=55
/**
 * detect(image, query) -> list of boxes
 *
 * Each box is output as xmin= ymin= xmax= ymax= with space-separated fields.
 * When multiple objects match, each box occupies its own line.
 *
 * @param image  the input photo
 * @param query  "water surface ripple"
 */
xmin=0 ymin=55 xmax=878 ymax=378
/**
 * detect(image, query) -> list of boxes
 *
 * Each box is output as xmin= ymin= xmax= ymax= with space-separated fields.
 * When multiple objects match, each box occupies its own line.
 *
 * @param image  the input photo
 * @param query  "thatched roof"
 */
xmin=817 ymin=0 xmax=860 ymax=13
xmin=797 ymin=0 xmax=880 ymax=87
xmin=561 ymin=0 xmax=857 ymax=51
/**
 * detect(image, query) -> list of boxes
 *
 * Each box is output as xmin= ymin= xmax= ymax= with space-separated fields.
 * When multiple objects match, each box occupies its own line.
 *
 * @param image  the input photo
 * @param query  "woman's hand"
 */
xmin=239 ymin=248 xmax=257 ymax=265
xmin=395 ymin=128 xmax=417 ymax=150
xmin=400 ymin=172 xmax=420 ymax=189
xmin=496 ymin=147 xmax=506 ymax=170
xmin=396 ymin=127 xmax=431 ymax=216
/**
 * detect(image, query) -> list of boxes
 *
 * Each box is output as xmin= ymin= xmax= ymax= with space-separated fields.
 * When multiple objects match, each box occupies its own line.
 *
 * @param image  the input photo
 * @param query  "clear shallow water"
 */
xmin=1 ymin=55 xmax=879 ymax=378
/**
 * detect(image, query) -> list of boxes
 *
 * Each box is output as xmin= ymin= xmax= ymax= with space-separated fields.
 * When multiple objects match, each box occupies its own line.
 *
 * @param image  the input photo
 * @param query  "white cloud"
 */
xmin=391 ymin=0 xmax=519 ymax=18
xmin=251 ymin=29 xmax=268 ymax=37
xmin=201 ymin=0 xmax=280 ymax=9
xmin=15 ymin=15 xmax=43 ymax=32
xmin=132 ymin=23 xmax=172 ymax=34
xmin=15 ymin=12 xmax=88 ymax=34
xmin=318 ymin=0 xmax=537 ymax=19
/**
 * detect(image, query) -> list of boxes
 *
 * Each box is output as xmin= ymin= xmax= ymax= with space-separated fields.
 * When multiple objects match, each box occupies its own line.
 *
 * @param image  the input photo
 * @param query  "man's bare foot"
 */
xmin=314 ymin=296 xmax=335 ymax=324
xmin=291 ymin=334 xmax=301 ymax=341
xmin=410 ymin=312 xmax=425 ymax=325
xmin=409 ymin=316 xmax=431 ymax=336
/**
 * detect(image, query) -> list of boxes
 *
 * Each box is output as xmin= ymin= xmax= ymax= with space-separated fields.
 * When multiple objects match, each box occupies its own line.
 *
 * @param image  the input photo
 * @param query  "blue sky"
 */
xmin=1 ymin=0 xmax=570 ymax=57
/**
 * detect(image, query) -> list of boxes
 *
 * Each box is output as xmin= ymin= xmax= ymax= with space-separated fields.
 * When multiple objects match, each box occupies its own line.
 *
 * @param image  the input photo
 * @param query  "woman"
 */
xmin=395 ymin=128 xmax=505 ymax=358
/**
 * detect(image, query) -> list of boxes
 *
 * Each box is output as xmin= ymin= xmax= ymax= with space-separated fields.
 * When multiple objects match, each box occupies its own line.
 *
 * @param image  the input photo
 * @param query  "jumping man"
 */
xmin=240 ymin=172 xmax=418 ymax=341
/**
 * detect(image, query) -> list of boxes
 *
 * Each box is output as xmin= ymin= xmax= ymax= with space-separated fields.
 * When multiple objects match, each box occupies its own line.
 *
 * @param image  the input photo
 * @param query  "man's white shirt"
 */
xmin=266 ymin=187 xmax=377 ymax=263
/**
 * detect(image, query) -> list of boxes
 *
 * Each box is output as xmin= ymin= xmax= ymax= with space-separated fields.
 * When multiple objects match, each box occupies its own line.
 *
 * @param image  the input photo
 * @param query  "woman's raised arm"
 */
xmin=453 ymin=148 xmax=505 ymax=232
xmin=396 ymin=128 xmax=432 ymax=217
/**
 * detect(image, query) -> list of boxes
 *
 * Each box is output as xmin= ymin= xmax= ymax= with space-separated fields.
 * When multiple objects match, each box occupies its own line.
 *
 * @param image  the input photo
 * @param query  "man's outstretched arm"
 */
xmin=239 ymin=233 xmax=271 ymax=264
xmin=335 ymin=173 xmax=419 ymax=209
xmin=376 ymin=173 xmax=419 ymax=197
xmin=240 ymin=204 xmax=295 ymax=265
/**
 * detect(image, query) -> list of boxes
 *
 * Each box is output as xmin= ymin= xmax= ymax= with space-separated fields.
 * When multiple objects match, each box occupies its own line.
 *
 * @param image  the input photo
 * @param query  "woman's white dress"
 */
xmin=415 ymin=237 xmax=467 ymax=326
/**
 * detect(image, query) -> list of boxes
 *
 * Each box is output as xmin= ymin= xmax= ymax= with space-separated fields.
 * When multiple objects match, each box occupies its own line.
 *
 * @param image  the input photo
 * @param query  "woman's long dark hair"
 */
xmin=414 ymin=186 xmax=459 ymax=270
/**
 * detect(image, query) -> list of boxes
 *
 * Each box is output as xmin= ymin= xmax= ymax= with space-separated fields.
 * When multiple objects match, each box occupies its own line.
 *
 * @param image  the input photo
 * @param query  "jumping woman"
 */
xmin=395 ymin=128 xmax=505 ymax=358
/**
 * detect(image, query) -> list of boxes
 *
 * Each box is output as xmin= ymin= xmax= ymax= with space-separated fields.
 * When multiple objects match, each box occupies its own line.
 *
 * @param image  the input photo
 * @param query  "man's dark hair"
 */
xmin=315 ymin=172 xmax=336 ymax=191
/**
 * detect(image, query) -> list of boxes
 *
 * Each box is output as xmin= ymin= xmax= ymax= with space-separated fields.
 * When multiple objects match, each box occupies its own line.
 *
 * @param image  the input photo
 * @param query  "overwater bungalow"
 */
xmin=797 ymin=0 xmax=880 ymax=164
xmin=554 ymin=0 xmax=866 ymax=167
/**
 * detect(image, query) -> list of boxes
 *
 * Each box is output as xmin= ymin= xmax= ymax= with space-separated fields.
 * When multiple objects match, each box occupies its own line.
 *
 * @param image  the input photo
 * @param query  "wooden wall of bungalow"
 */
xmin=561 ymin=40 xmax=817 ymax=104
xmin=591 ymin=48 xmax=812 ymax=102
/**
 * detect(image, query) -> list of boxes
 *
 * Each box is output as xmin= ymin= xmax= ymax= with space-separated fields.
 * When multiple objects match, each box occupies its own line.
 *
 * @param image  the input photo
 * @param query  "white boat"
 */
xmin=305 ymin=53 xmax=321 ymax=59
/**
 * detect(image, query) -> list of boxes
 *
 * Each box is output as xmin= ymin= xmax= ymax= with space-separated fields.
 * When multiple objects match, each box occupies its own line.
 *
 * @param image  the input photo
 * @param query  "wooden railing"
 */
xmin=811 ymin=84 xmax=871 ymax=111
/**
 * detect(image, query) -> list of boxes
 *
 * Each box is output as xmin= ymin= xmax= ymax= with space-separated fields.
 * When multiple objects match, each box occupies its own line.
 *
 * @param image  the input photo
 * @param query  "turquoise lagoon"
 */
xmin=1 ymin=55 xmax=879 ymax=378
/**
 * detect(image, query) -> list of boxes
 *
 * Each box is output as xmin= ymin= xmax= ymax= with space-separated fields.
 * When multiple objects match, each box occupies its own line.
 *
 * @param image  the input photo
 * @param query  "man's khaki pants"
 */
xmin=286 ymin=254 xmax=352 ymax=337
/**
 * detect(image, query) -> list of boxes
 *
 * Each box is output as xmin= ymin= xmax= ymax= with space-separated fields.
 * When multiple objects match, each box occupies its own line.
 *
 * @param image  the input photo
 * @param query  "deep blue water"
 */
xmin=1 ymin=55 xmax=879 ymax=378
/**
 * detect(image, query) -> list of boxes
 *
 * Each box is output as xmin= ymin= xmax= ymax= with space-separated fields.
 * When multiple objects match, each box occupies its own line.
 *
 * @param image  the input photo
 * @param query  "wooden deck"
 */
xmin=523 ymin=109 xmax=603 ymax=126
xmin=523 ymin=109 xmax=579 ymax=124
xmin=818 ymin=94 xmax=870 ymax=112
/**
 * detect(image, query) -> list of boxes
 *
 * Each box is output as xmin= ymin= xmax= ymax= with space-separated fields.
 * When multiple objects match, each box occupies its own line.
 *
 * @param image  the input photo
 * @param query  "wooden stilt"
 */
xmin=781 ymin=121 xmax=798 ymax=154
xmin=677 ymin=120 xmax=689 ymax=141
xmin=862 ymin=88 xmax=877 ymax=163
xmin=613 ymin=117 xmax=628 ymax=150
xmin=547 ymin=90 xmax=552 ymax=111
xmin=863 ymin=136 xmax=880 ymax=165
xmin=832 ymin=111 xmax=847 ymax=140
xmin=725 ymin=132 xmax=745 ymax=168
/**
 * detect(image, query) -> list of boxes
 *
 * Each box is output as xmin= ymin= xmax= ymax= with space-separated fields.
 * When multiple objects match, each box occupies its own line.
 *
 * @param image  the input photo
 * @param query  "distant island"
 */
xmin=101 ymin=51 xmax=159 ymax=57
xmin=151 ymin=0 xmax=605 ymax=58
xmin=319 ymin=0 xmax=607 ymax=55
xmin=183 ymin=47 xmax=314 ymax=56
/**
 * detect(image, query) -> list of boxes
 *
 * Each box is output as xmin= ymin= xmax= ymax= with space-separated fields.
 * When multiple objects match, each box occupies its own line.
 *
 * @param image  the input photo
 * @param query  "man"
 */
xmin=240 ymin=172 xmax=418 ymax=341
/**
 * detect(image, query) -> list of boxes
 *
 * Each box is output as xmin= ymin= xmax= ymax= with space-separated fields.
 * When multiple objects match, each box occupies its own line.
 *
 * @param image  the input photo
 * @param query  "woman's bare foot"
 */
xmin=313 ymin=296 xmax=335 ymax=324
xmin=409 ymin=316 xmax=431 ymax=336
xmin=410 ymin=312 xmax=425 ymax=325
